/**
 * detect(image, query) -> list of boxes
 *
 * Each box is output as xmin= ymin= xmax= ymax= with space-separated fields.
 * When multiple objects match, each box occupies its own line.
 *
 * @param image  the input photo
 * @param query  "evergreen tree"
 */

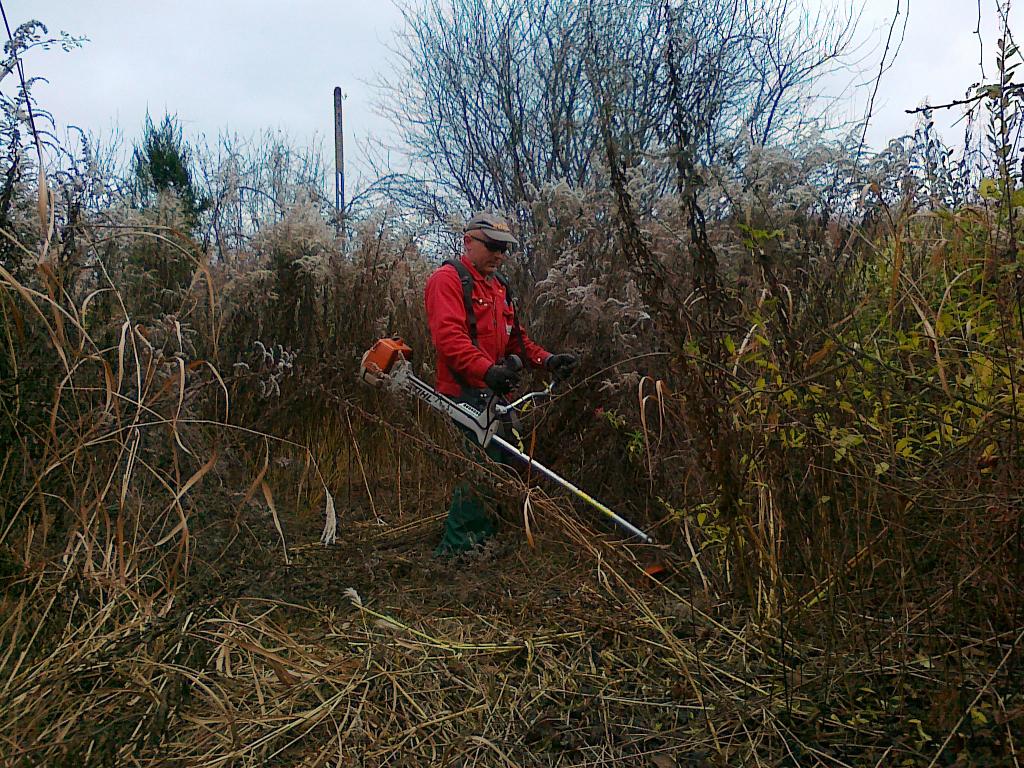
xmin=131 ymin=112 xmax=206 ymax=226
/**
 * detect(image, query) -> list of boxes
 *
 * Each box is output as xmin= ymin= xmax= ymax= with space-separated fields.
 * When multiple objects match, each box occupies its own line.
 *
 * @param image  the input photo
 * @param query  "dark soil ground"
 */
xmin=179 ymin=485 xmax=740 ymax=766
xmin=5 ymin=468 xmax=1022 ymax=766
xmin=161 ymin=481 xmax=1023 ymax=768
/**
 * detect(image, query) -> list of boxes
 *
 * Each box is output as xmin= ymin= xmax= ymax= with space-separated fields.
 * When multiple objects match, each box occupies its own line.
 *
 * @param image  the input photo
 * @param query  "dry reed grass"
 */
xmin=0 ymin=173 xmax=1020 ymax=767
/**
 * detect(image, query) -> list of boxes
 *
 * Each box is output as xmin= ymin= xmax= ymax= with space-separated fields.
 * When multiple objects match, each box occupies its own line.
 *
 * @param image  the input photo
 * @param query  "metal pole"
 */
xmin=490 ymin=435 xmax=654 ymax=544
xmin=333 ymin=86 xmax=345 ymax=231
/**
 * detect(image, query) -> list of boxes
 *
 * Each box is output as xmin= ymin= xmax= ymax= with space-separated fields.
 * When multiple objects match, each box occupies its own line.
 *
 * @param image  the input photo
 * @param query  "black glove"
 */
xmin=545 ymin=353 xmax=579 ymax=381
xmin=484 ymin=363 xmax=521 ymax=394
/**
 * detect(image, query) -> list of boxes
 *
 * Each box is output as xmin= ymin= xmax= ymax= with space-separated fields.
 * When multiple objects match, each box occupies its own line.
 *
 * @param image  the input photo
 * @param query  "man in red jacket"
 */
xmin=425 ymin=211 xmax=577 ymax=555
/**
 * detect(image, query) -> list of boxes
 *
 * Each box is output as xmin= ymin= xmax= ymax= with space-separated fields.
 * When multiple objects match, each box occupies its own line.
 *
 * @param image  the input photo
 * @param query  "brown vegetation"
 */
xmin=0 ymin=6 xmax=1022 ymax=767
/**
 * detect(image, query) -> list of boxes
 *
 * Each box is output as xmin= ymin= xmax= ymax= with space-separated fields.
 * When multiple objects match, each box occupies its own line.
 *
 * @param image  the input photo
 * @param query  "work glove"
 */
xmin=545 ymin=353 xmax=579 ymax=381
xmin=484 ymin=363 xmax=521 ymax=394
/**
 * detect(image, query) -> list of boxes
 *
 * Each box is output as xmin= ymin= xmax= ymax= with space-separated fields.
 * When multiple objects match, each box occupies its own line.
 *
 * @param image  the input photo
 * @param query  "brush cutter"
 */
xmin=359 ymin=337 xmax=653 ymax=544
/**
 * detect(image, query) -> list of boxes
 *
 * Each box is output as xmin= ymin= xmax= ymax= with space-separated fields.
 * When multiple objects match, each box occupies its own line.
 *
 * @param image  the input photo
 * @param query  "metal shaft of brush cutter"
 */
xmin=488 ymin=434 xmax=653 ymax=543
xmin=374 ymin=358 xmax=652 ymax=544
xmin=368 ymin=356 xmax=651 ymax=548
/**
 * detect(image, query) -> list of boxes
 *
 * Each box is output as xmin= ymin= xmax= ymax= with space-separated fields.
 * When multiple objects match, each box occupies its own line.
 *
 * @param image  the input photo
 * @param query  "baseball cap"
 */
xmin=463 ymin=211 xmax=519 ymax=246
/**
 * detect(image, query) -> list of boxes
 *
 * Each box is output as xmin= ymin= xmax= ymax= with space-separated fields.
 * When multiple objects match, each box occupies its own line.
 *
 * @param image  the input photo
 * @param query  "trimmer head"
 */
xmin=637 ymin=559 xmax=672 ymax=589
xmin=643 ymin=562 xmax=670 ymax=580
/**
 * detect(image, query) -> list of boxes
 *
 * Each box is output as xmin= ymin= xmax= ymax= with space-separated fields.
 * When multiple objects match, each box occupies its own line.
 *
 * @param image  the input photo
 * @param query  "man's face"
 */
xmin=463 ymin=230 xmax=509 ymax=277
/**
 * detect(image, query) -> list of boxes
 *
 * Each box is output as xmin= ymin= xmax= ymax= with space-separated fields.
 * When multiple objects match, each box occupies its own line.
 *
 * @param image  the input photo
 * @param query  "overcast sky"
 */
xmin=3 ymin=1 xmax=1021 ymax=184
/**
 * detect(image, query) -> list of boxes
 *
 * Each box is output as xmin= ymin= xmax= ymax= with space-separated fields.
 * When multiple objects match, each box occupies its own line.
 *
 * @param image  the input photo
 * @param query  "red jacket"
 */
xmin=425 ymin=257 xmax=550 ymax=397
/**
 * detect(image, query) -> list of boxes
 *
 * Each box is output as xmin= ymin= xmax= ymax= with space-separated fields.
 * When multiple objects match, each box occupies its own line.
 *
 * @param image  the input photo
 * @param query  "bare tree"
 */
xmin=380 ymin=0 xmax=860 ymax=213
xmin=192 ymin=129 xmax=330 ymax=258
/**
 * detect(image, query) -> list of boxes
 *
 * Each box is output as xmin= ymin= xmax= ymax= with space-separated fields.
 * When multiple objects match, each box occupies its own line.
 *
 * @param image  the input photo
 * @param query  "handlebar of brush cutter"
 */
xmin=484 ymin=355 xmax=561 ymax=416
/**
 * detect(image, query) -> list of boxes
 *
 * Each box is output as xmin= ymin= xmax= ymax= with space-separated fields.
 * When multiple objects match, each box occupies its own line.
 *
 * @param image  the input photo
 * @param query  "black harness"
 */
xmin=442 ymin=259 xmax=522 ymax=352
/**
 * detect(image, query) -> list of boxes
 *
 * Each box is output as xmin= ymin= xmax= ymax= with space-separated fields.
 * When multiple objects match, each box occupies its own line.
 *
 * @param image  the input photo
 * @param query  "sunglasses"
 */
xmin=469 ymin=233 xmax=510 ymax=254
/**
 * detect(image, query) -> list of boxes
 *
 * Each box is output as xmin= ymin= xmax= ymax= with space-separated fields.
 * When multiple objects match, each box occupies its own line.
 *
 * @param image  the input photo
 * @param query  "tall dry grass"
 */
xmin=0 ymin=75 xmax=1021 ymax=766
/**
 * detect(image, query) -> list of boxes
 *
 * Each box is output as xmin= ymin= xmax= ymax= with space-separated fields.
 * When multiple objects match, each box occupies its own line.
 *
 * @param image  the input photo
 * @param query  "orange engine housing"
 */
xmin=360 ymin=337 xmax=413 ymax=381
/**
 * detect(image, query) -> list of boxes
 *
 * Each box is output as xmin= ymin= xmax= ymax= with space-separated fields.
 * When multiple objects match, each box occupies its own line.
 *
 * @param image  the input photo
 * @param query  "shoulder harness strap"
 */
xmin=443 ymin=259 xmax=478 ymax=346
xmin=442 ymin=259 xmax=523 ymax=355
xmin=493 ymin=272 xmax=524 ymax=357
